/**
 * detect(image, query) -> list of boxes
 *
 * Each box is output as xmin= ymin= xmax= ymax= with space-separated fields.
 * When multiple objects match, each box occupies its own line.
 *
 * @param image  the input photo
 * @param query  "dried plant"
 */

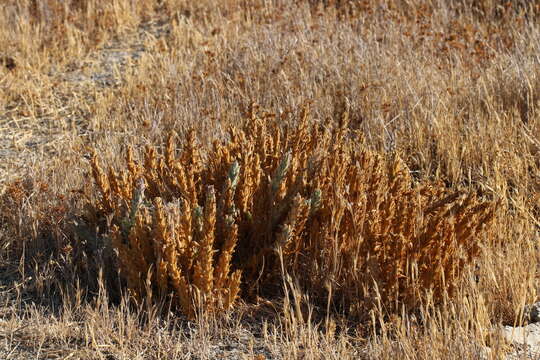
xmin=86 ymin=106 xmax=497 ymax=317
xmin=88 ymin=144 xmax=242 ymax=318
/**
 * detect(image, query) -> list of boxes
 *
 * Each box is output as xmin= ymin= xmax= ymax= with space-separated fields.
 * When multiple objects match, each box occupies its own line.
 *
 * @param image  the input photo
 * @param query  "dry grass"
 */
xmin=0 ymin=0 xmax=539 ymax=358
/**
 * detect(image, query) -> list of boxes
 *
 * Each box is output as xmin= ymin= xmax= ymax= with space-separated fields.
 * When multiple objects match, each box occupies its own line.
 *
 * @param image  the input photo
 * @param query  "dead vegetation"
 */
xmin=85 ymin=107 xmax=497 ymax=320
xmin=0 ymin=0 xmax=539 ymax=359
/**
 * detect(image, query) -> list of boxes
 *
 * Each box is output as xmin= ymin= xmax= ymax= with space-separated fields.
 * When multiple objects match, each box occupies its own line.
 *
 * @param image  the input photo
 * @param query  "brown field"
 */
xmin=0 ymin=0 xmax=539 ymax=359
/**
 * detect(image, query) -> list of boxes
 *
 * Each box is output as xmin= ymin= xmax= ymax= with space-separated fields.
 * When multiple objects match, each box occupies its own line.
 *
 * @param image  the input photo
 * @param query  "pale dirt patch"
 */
xmin=0 ymin=19 xmax=170 ymax=187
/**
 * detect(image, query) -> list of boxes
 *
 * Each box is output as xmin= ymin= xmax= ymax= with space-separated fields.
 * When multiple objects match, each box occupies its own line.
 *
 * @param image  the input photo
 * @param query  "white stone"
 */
xmin=501 ymin=323 xmax=540 ymax=359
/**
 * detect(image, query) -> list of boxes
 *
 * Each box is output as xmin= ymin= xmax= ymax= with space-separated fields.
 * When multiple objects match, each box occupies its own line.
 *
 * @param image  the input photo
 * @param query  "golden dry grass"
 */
xmin=0 ymin=0 xmax=539 ymax=359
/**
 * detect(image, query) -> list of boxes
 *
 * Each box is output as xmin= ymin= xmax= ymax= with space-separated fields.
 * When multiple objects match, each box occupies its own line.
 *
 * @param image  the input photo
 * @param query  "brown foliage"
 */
xmin=86 ymin=106 xmax=497 ymax=317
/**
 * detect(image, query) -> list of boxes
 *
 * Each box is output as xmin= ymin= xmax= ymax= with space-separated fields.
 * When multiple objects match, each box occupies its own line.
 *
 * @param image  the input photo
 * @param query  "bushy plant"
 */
xmin=85 ymin=106 xmax=497 ymax=318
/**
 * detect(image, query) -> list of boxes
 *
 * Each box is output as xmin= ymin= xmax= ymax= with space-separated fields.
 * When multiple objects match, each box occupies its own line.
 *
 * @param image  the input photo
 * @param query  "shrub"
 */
xmin=84 ymin=106 xmax=497 ymax=318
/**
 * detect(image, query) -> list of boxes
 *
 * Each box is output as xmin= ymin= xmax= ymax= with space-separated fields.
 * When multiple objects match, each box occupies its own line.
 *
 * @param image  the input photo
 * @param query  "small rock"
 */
xmin=525 ymin=302 xmax=540 ymax=323
xmin=502 ymin=323 xmax=540 ymax=346
xmin=501 ymin=323 xmax=540 ymax=359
